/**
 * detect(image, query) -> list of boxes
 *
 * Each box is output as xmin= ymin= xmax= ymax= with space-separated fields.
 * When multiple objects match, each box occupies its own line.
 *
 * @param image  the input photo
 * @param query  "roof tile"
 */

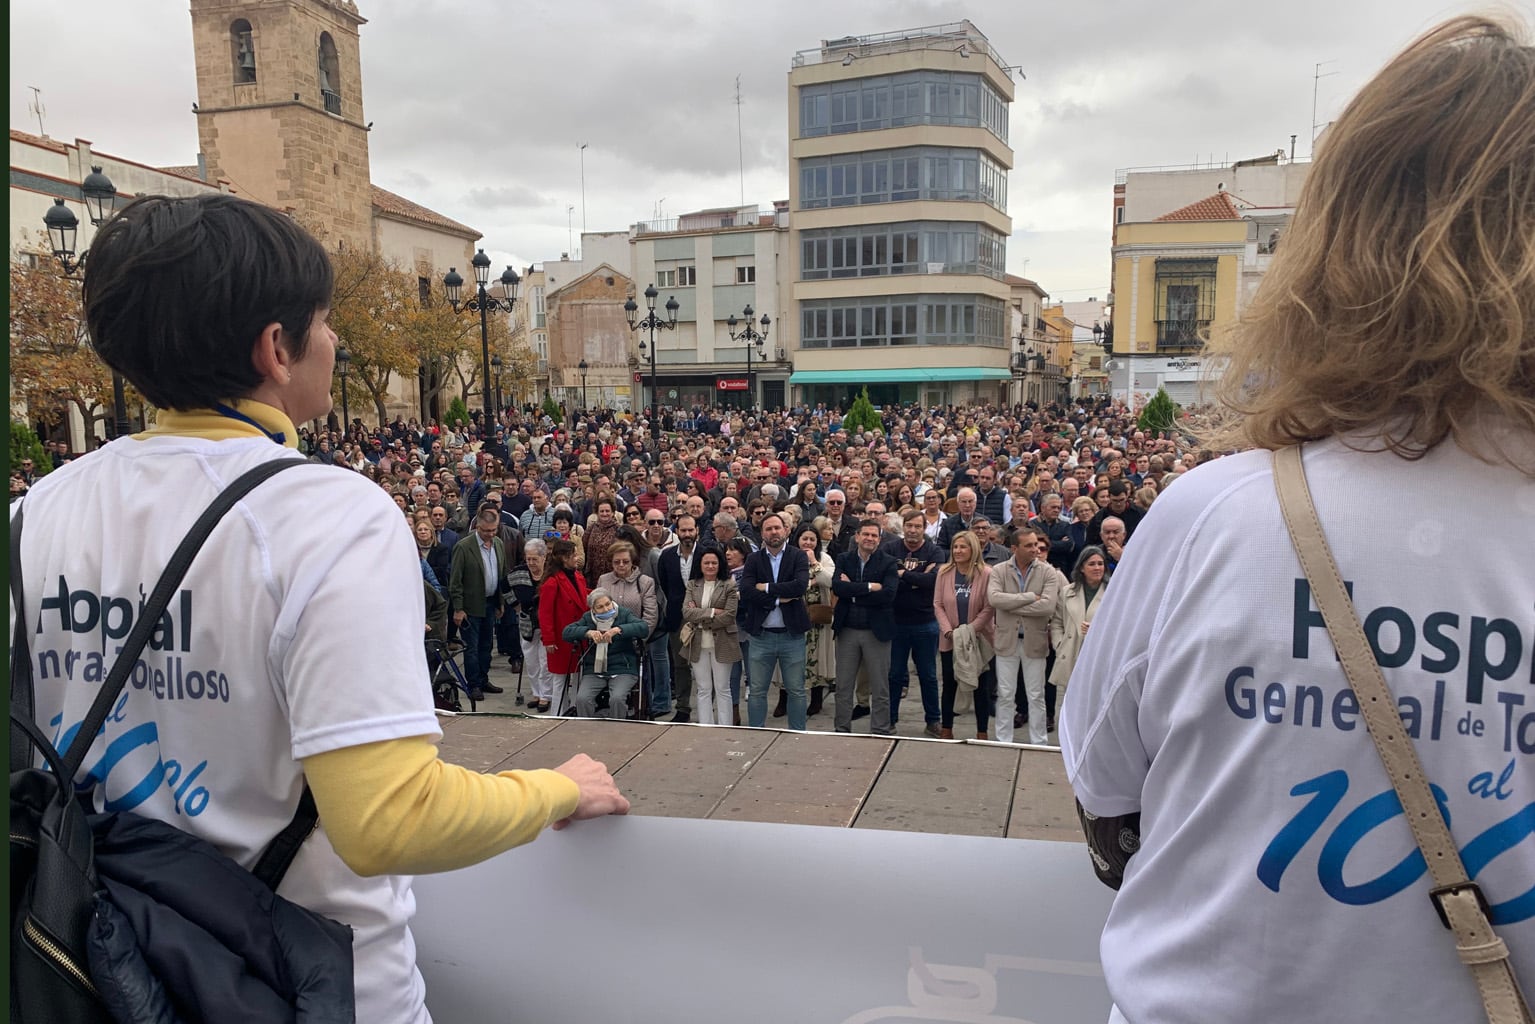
xmin=370 ymin=185 xmax=479 ymax=239
xmin=1154 ymin=191 xmax=1246 ymax=222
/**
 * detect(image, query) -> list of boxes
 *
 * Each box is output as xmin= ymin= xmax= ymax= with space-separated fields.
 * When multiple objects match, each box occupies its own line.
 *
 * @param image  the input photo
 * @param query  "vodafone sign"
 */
xmin=716 ymin=378 xmax=749 ymax=391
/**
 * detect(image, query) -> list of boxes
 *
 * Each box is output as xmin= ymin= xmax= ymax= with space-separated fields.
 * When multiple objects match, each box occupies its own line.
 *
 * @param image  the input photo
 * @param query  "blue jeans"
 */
xmin=748 ymin=630 xmax=806 ymax=730
xmin=460 ymin=609 xmax=498 ymax=691
xmin=647 ymin=631 xmax=674 ymax=714
xmin=888 ymin=619 xmax=941 ymax=725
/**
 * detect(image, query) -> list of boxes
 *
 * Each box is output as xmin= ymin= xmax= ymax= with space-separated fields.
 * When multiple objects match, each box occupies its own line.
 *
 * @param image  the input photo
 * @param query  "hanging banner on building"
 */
xmin=717 ymin=377 xmax=749 ymax=391
xmin=412 ymin=816 xmax=1115 ymax=1024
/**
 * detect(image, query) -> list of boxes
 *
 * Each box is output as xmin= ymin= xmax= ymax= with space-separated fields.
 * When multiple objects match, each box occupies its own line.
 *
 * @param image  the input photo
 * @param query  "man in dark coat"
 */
xmin=655 ymin=515 xmax=701 ymax=722
xmin=879 ymin=509 xmax=943 ymax=736
xmin=449 ymin=507 xmax=507 ymax=700
xmin=738 ymin=512 xmax=812 ymax=730
xmin=831 ymin=520 xmax=900 ymax=735
xmin=1087 ymin=480 xmax=1146 ymax=546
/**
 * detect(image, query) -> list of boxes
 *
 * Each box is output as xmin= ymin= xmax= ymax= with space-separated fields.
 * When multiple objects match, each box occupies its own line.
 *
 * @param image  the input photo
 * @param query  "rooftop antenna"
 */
xmin=567 ymin=204 xmax=575 ymax=260
xmin=27 ymin=86 xmax=46 ymax=137
xmin=735 ymin=75 xmax=745 ymax=207
xmin=1311 ymin=60 xmax=1338 ymax=156
xmin=579 ymin=143 xmax=588 ymax=235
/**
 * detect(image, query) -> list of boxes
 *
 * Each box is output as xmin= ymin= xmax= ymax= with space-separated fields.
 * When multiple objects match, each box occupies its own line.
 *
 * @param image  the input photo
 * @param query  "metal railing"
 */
xmin=1156 ymin=319 xmax=1207 ymax=350
xmin=322 ymin=90 xmax=342 ymax=115
xmin=792 ymin=20 xmax=1009 ymax=73
xmin=632 ymin=209 xmax=785 ymax=235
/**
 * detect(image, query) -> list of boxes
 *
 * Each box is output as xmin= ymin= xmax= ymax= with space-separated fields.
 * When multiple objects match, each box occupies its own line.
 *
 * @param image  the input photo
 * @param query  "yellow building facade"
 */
xmin=1109 ymin=195 xmax=1246 ymax=406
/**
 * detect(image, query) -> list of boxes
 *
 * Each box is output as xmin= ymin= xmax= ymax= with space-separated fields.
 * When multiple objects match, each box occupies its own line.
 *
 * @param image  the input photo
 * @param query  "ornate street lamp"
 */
xmin=623 ymin=284 xmax=678 ymax=450
xmin=336 ymin=346 xmax=351 ymax=429
xmin=725 ymin=304 xmax=770 ymax=410
xmin=444 ymin=250 xmax=518 ymax=433
xmin=578 ymin=358 xmax=589 ymax=412
xmin=42 ymin=167 xmax=130 ymax=439
xmin=491 ymin=353 xmax=503 ymax=416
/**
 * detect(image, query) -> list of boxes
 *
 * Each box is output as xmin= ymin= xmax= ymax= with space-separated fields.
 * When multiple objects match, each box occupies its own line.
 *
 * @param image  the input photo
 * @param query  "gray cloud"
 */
xmin=10 ymin=0 xmax=1469 ymax=295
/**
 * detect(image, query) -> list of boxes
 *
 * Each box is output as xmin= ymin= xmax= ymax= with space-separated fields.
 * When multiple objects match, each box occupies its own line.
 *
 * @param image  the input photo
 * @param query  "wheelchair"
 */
xmin=426 ymin=638 xmax=477 ymax=713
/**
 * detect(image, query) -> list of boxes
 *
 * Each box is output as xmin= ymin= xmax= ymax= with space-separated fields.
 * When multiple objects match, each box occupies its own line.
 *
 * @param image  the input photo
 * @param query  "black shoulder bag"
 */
xmin=10 ymin=459 xmax=356 ymax=1023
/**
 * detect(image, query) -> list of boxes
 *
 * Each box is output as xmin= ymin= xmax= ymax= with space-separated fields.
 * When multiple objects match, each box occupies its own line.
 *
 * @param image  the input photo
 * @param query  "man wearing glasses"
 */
xmin=823 ymin=489 xmax=857 ymax=557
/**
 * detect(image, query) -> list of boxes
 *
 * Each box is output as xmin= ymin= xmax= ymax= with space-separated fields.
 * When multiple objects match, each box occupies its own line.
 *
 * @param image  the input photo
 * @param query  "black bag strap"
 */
xmin=54 ymin=457 xmax=306 ymax=784
xmin=11 ymin=502 xmax=35 ymax=772
xmin=250 ymin=786 xmax=319 ymax=890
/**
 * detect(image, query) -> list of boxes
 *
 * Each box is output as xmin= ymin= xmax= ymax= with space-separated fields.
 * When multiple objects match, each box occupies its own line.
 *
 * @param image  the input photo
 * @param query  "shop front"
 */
xmin=788 ymin=367 xmax=1012 ymax=412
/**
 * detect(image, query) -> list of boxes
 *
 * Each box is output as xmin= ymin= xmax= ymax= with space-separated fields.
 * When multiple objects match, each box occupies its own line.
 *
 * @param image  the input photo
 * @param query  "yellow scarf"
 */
xmin=134 ymin=400 xmax=300 ymax=449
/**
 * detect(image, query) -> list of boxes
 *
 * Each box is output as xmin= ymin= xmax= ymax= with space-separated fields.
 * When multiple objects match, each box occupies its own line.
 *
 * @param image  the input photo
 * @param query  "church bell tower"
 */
xmin=189 ymin=0 xmax=374 ymax=246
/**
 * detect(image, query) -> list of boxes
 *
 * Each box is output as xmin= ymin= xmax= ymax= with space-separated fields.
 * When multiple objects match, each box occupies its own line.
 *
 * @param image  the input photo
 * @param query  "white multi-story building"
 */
xmin=785 ymin=21 xmax=1018 ymax=409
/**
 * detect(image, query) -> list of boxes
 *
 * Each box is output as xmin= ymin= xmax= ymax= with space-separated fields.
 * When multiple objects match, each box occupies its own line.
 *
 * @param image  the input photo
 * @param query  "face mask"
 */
xmin=594 ymin=609 xmax=618 ymax=626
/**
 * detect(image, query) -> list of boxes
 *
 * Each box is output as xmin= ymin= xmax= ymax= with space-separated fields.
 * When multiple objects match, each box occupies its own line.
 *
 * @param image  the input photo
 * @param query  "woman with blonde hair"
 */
xmin=933 ymin=529 xmax=995 ymax=740
xmin=1061 ymin=17 xmax=1535 ymax=1023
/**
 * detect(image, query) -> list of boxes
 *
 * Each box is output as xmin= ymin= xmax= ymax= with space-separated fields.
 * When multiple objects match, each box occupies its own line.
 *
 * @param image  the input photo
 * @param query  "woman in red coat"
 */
xmin=538 ymin=539 xmax=590 ymax=711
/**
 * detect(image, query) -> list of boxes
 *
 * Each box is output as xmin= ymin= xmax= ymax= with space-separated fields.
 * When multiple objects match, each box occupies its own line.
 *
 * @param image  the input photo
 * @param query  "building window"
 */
xmin=798 ymin=147 xmax=1006 ymax=213
xmin=656 ymin=269 xmax=676 ymax=288
xmin=800 ymin=294 xmax=1006 ymax=349
xmin=798 ymin=70 xmax=1007 ymax=144
xmin=736 ymin=265 xmax=756 ymax=284
xmin=799 ymin=221 xmax=1006 ymax=281
xmin=317 ymin=32 xmax=341 ymax=114
xmin=231 ymin=20 xmax=257 ymax=84
xmin=418 ymin=276 xmax=430 ymax=306
xmin=1154 ymin=258 xmax=1217 ymax=350
xmin=678 ymin=264 xmax=697 ymax=287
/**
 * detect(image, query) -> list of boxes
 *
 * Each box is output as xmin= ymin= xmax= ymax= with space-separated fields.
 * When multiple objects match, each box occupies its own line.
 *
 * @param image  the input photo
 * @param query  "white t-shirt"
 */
xmin=12 ymin=435 xmax=443 ymax=1024
xmin=1060 ymin=435 xmax=1535 ymax=1023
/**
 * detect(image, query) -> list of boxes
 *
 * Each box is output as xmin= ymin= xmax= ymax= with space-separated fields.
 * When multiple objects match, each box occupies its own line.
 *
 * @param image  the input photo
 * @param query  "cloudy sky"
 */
xmin=12 ymin=0 xmax=1474 ymax=298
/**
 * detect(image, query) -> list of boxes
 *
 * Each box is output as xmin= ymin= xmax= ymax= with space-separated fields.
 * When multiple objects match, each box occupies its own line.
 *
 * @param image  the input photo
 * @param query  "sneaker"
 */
xmin=924 ymin=723 xmax=943 ymax=738
xmin=851 ymin=705 xmax=870 ymax=721
xmin=480 ymin=682 xmax=505 ymax=695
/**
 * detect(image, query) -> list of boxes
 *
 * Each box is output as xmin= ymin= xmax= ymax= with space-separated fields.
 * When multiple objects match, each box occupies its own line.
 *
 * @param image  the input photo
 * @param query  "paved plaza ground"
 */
xmin=435 ymin=654 xmax=1078 ymax=840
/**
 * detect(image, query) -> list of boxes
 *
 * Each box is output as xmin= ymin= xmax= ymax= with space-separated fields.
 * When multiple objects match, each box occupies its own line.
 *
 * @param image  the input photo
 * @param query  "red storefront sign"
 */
xmin=717 ymin=378 xmax=749 ymax=391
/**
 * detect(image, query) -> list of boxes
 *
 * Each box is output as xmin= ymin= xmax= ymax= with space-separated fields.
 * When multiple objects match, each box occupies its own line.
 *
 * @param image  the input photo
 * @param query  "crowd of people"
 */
xmin=294 ymin=394 xmax=1215 ymax=740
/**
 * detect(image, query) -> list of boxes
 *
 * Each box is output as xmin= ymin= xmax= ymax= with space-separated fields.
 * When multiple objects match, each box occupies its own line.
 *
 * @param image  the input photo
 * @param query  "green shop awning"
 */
xmin=789 ymin=367 xmax=1011 ymax=384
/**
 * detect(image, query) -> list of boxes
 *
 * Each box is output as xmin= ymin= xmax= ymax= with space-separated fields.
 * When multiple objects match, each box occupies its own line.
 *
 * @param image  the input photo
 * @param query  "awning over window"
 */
xmin=788 ymin=367 xmax=1011 ymax=384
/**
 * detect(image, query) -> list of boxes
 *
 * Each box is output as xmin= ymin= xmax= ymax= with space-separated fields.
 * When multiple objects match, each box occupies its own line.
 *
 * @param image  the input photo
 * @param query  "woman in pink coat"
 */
xmin=933 ymin=530 xmax=997 ymax=739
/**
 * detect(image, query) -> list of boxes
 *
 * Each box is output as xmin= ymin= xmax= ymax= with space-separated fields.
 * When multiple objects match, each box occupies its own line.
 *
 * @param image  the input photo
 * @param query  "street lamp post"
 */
xmin=725 ymin=304 xmax=770 ymax=411
xmin=578 ymin=358 xmax=589 ymax=412
xmin=623 ymin=284 xmax=678 ymax=450
xmin=491 ymin=354 xmax=503 ymax=417
xmin=444 ymin=250 xmax=518 ymax=436
xmin=42 ymin=167 xmax=128 ymax=440
xmin=336 ymin=346 xmax=351 ymax=429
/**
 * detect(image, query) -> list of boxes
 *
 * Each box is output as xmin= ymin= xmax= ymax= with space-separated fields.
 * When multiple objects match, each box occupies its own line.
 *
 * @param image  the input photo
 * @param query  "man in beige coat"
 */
xmin=986 ymin=524 xmax=1060 ymax=744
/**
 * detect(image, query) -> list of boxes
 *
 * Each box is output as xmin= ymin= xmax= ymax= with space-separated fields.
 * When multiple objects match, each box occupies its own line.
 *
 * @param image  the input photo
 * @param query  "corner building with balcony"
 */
xmin=786 ymin=22 xmax=1015 ymax=409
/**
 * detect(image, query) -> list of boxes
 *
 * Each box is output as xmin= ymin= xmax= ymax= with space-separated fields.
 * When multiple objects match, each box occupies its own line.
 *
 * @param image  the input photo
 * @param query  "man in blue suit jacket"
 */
xmin=738 ymin=512 xmax=812 ymax=729
xmin=831 ymin=520 xmax=901 ymax=735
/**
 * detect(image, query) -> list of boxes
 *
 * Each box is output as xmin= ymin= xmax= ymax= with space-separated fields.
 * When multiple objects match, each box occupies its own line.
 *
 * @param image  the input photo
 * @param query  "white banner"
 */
xmin=412 ymin=816 xmax=1115 ymax=1024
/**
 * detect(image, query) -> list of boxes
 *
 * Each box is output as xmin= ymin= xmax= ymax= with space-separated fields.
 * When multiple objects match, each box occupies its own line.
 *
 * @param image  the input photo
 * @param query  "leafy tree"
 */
xmin=842 ymin=387 xmax=883 ymax=435
xmin=1137 ymin=387 xmax=1181 ymax=436
xmin=328 ymin=245 xmax=420 ymax=425
xmin=444 ymin=397 xmax=471 ymax=433
xmin=9 ymin=252 xmax=115 ymax=448
xmin=10 ymin=421 xmax=51 ymax=478
xmin=541 ymin=393 xmax=561 ymax=422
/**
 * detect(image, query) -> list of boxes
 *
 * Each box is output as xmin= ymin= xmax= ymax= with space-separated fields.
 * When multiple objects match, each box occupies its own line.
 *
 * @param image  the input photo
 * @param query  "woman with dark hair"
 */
xmin=795 ymin=523 xmax=835 ymax=717
xmin=1048 ymin=545 xmax=1106 ymax=701
xmin=537 ymin=538 xmax=590 ymax=706
xmin=1062 ymin=17 xmax=1535 ymax=1023
xmin=681 ymin=548 xmax=740 ymax=725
